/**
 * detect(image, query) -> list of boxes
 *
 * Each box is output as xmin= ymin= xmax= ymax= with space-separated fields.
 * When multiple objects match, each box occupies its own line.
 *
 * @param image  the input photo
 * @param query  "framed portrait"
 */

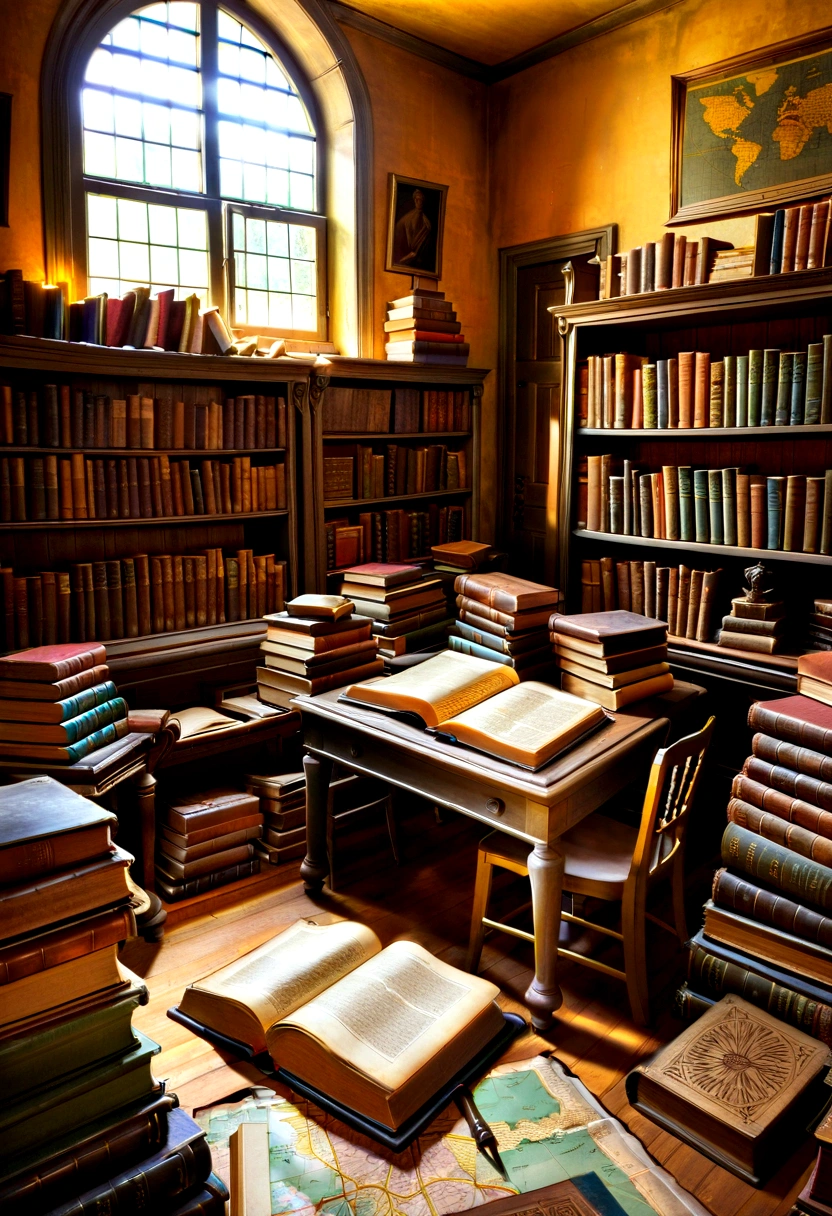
xmin=669 ymin=28 xmax=832 ymax=224
xmin=385 ymin=174 xmax=448 ymax=280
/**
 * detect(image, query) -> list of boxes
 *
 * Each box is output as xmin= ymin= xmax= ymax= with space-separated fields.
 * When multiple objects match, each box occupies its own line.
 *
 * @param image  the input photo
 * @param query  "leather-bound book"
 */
xmin=641 ymin=363 xmax=657 ymax=428
xmin=105 ymin=458 xmax=119 ymax=518
xmin=721 ymin=467 xmax=737 ymax=546
xmin=723 ymin=818 xmax=832 ymax=908
xmin=794 ymin=203 xmax=814 ymax=271
xmin=237 ymin=548 xmax=249 ymax=617
xmin=656 ymin=566 xmax=669 ymax=624
xmin=69 ymin=388 xmax=83 ymax=448
xmin=748 ymin=348 xmax=763 ymax=425
xmin=231 ymin=457 xmax=242 ymax=512
xmin=656 ymin=230 xmax=675 ymax=289
xmin=761 ymin=349 xmax=780 ymax=425
xmin=625 ymin=246 xmax=641 ymax=295
xmin=791 ymin=351 xmax=807 ymax=425
xmin=549 ymin=609 xmax=665 ymax=654
xmin=190 ymin=466 xmax=205 ymax=514
xmin=718 ymin=630 xmax=780 ymax=653
xmin=233 ymin=395 xmax=245 ymax=450
xmin=27 ymin=576 xmax=43 ymax=648
xmin=805 ymin=477 xmax=824 ymax=553
xmin=712 ymin=866 xmax=832 ymax=950
xmin=56 ymin=571 xmax=71 ymax=642
xmin=140 ymin=397 xmax=155 ymax=449
xmin=156 ymin=396 xmax=174 ymax=449
xmin=160 ymin=555 xmax=175 ymax=631
xmin=183 ymin=557 xmax=196 ymax=627
xmin=775 ymin=351 xmax=794 ymax=425
xmin=693 ymin=351 xmax=710 ymax=427
xmin=194 ymin=404 xmax=207 ymax=450
xmin=105 ymin=560 xmax=123 ymax=639
xmin=709 ymin=359 xmax=724 ymax=427
xmin=117 ymin=458 xmax=130 ymax=518
xmin=149 ymin=456 xmax=163 ymax=516
xmin=203 ymin=549 xmax=217 ymax=626
xmin=125 ymin=456 xmax=140 ymax=518
xmin=750 ymin=477 xmax=767 ymax=549
xmin=767 ymin=475 xmax=785 ymax=549
xmin=244 ymin=395 xmax=256 ymax=448
xmin=455 ymin=572 xmax=559 ymax=614
xmin=736 ymin=354 xmax=749 ymax=425
xmin=92 ymin=459 xmax=107 ymax=519
xmin=226 ymin=557 xmax=240 ymax=621
xmin=685 ymin=569 xmax=703 ymax=639
xmin=194 ymin=555 xmax=208 ymax=626
xmin=12 ymin=390 xmax=26 ymax=445
xmin=702 ymin=897 xmax=832 ymax=988
xmin=753 ymin=732 xmax=832 ymax=783
xmin=808 ymin=200 xmax=831 ymax=269
xmin=706 ymin=470 xmax=722 ymax=545
xmin=127 ymin=395 xmax=142 ymax=448
xmin=216 ymin=550 xmax=226 ymax=621
xmin=133 ymin=457 xmax=151 ymax=518
xmin=134 ymin=554 xmax=152 ymax=636
xmin=662 ymin=465 xmax=679 ymax=540
xmin=28 ymin=457 xmax=46 ymax=521
xmin=219 ymin=461 xmax=232 ymax=513
xmin=615 ymin=561 xmax=631 ymax=610
xmin=172 ymin=555 xmax=186 ymax=630
xmin=71 ymin=565 xmax=88 ymax=641
xmin=727 ymin=796 xmax=832 ymax=866
xmin=223 ymin=398 xmax=235 ymax=450
xmin=264 ymin=465 xmax=277 ymax=510
xmin=159 ymin=453 xmax=174 ymax=516
xmin=643 ymin=559 xmax=657 ymax=618
xmin=736 ymin=473 xmax=751 ymax=547
xmin=783 ymin=474 xmax=807 ymax=551
xmin=738 ymin=759 xmax=832 ymax=821
xmin=157 ymin=858 xmax=259 ymax=901
xmin=277 ymin=396 xmax=287 ymax=447
xmin=625 ymin=994 xmax=830 ymax=1185
xmin=111 ymin=397 xmax=127 ymax=447
xmin=168 ymin=459 xmax=183 ymax=516
xmin=266 ymin=396 xmax=276 ymax=447
xmin=26 ymin=390 xmax=40 ymax=447
xmin=177 ymin=459 xmax=192 ymax=514
xmin=40 ymin=572 xmax=57 ymax=646
xmin=201 ymin=459 xmax=217 ymax=513
xmin=672 ymin=233 xmax=687 ymax=287
xmin=10 ymin=456 xmax=26 ymax=521
xmin=0 ymin=458 xmax=9 ymax=522
xmin=150 ymin=557 xmax=165 ymax=634
xmin=255 ymin=395 xmax=267 ymax=447
xmin=122 ymin=557 xmax=139 ymax=637
xmin=43 ymin=383 xmax=60 ymax=447
xmin=93 ymin=394 xmax=107 ymax=448
xmin=13 ymin=577 xmax=29 ymax=648
xmin=241 ymin=455 xmax=252 ymax=512
xmin=92 ymin=561 xmax=111 ymax=641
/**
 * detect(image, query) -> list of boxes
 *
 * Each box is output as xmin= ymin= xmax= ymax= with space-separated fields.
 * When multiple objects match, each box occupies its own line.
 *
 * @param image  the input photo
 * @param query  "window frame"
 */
xmin=69 ymin=0 xmax=327 ymax=338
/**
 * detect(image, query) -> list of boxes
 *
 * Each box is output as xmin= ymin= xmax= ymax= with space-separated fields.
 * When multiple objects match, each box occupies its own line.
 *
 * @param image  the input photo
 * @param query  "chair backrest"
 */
xmin=625 ymin=716 xmax=715 ymax=901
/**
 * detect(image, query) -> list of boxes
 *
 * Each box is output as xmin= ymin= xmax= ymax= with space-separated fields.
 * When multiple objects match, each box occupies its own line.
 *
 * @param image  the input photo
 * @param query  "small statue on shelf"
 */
xmin=742 ymin=563 xmax=774 ymax=604
xmin=719 ymin=563 xmax=785 ymax=654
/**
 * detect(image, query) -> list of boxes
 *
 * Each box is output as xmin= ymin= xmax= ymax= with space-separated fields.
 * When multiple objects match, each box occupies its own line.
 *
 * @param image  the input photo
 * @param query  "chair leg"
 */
xmin=621 ymin=892 xmax=650 ymax=1026
xmin=466 ymin=851 xmax=494 ymax=975
xmin=672 ymin=850 xmax=688 ymax=943
xmin=384 ymin=795 xmax=400 ymax=865
xmin=325 ymin=794 xmax=336 ymax=894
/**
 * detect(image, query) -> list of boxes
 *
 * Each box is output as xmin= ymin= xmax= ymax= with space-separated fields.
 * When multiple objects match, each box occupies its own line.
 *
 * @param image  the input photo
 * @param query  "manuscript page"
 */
xmin=346 ymin=650 xmax=518 ymax=727
xmin=443 ymin=682 xmax=605 ymax=766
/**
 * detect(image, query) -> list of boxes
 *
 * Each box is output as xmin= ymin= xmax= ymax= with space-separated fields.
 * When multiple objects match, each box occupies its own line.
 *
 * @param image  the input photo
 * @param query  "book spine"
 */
xmin=751 ymin=479 xmax=767 ymax=549
xmin=662 ymin=465 xmax=679 ymax=540
xmin=752 ymin=732 xmax=832 ymax=783
xmin=791 ymin=351 xmax=807 ymax=425
xmin=723 ymin=355 xmax=736 ymax=428
xmin=692 ymin=469 xmax=709 ymax=542
xmin=608 ymin=476 xmax=624 ymax=535
xmin=707 ymin=469 xmax=723 ymax=545
xmin=761 ymin=349 xmax=779 ymax=425
xmin=642 ymin=364 xmax=657 ymax=428
xmin=783 ymin=474 xmax=806 ymax=551
xmin=744 ymin=756 xmax=832 ymax=813
xmin=775 ymin=351 xmax=794 ymax=425
xmin=693 ymin=352 xmax=710 ymax=427
xmin=721 ymin=467 xmax=737 ymax=546
xmin=748 ymin=349 xmax=763 ymax=426
xmin=736 ymin=354 xmax=748 ymax=427
xmin=769 ymin=210 xmax=785 ymax=274
xmin=696 ymin=569 xmax=720 ymax=641
xmin=678 ymin=352 xmax=694 ymax=428
xmin=736 ymin=473 xmax=750 ymax=548
xmin=712 ymin=866 xmax=832 ymax=950
xmin=722 ymin=820 xmax=832 ymax=910
xmin=767 ymin=476 xmax=785 ymax=549
xmin=749 ymin=702 xmax=832 ymax=754
xmin=806 ymin=343 xmax=824 ymax=424
xmin=727 ymin=797 xmax=832 ymax=867
xmin=709 ymin=359 xmax=724 ymax=427
xmin=686 ymin=568 xmax=703 ymax=640
xmin=638 ymin=474 xmax=653 ymax=538
xmin=656 ymin=360 xmax=668 ymax=428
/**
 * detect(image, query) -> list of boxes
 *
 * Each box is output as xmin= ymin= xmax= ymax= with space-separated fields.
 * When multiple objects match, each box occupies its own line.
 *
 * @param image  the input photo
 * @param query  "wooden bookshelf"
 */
xmin=0 ymin=334 xmax=308 ymax=705
xmin=301 ymin=359 xmax=488 ymax=591
xmin=551 ymin=272 xmax=832 ymax=694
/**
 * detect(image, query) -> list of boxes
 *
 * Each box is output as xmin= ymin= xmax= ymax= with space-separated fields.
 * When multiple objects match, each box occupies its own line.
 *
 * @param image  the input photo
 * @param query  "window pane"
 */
xmin=231 ymin=211 xmax=318 ymax=335
xmin=83 ymin=2 xmax=202 ymax=192
xmin=88 ymin=193 xmax=118 ymax=238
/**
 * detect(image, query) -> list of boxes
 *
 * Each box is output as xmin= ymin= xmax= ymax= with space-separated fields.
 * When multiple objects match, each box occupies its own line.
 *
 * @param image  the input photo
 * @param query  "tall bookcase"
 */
xmin=0 ymin=334 xmax=307 ymax=706
xmin=300 ymin=359 xmax=487 ymax=592
xmin=552 ymin=269 xmax=832 ymax=697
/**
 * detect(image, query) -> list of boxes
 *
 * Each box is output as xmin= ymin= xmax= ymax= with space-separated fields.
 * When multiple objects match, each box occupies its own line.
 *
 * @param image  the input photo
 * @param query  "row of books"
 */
xmin=580 ymin=557 xmax=720 ymax=643
xmin=596 ymin=202 xmax=832 ymax=299
xmin=0 ymin=549 xmax=285 ymax=651
xmin=579 ymin=337 xmax=832 ymax=429
xmin=0 ymin=385 xmax=287 ymax=450
xmin=581 ymin=458 xmax=832 ymax=554
xmin=323 ymin=444 xmax=467 ymax=501
xmin=0 ymin=767 xmax=225 ymax=1212
xmin=0 ymin=453 xmax=287 ymax=522
xmin=384 ymin=288 xmax=469 ymax=366
xmin=321 ymin=384 xmax=472 ymax=435
xmin=677 ymin=684 xmax=832 ymax=1054
xmin=156 ymin=787 xmax=263 ymax=902
xmin=325 ymin=505 xmax=466 ymax=570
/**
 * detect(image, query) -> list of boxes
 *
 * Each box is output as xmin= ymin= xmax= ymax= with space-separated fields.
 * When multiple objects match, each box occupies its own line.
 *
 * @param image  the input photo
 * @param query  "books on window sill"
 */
xmin=0 ymin=549 xmax=285 ymax=651
xmin=580 ymin=458 xmax=832 ymax=555
xmin=549 ymin=609 xmax=672 ymax=709
xmin=0 ymin=452 xmax=286 ymax=523
xmin=578 ymin=336 xmax=832 ymax=429
xmin=321 ymin=386 xmax=471 ymax=434
xmin=156 ymin=787 xmax=263 ymax=901
xmin=325 ymin=504 xmax=467 ymax=569
xmin=383 ymin=290 xmax=469 ymax=366
xmin=449 ymin=571 xmax=560 ymax=684
xmin=323 ymin=443 xmax=467 ymax=500
xmin=0 ymin=384 xmax=287 ymax=451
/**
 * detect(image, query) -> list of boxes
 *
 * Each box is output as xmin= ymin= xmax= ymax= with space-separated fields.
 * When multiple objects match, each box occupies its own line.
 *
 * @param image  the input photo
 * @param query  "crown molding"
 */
xmin=325 ymin=1 xmax=491 ymax=81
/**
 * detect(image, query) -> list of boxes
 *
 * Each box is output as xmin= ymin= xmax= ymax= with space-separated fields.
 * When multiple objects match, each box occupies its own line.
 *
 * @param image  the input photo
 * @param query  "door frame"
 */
xmin=498 ymin=226 xmax=616 ymax=585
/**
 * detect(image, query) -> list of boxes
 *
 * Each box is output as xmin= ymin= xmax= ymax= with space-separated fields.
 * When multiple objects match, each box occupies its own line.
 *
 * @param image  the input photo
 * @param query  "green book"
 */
xmin=0 ymin=680 xmax=118 ymax=725
xmin=722 ymin=822 xmax=832 ymax=911
xmin=761 ymin=348 xmax=780 ymax=425
xmin=449 ymin=637 xmax=515 ymax=666
xmin=662 ymin=465 xmax=679 ymax=540
xmin=721 ymin=466 xmax=738 ymax=547
xmin=65 ymin=718 xmax=128 ymax=761
xmin=609 ymin=475 xmax=624 ymax=534
xmin=0 ymin=1030 xmax=159 ymax=1162
xmin=642 ymin=364 xmax=658 ymax=428
xmin=639 ymin=474 xmax=653 ymax=537
xmin=767 ymin=475 xmax=785 ymax=549
xmin=723 ymin=355 xmax=737 ymax=428
xmin=693 ymin=469 xmax=710 ymax=543
xmin=790 ymin=351 xmax=807 ymax=425
xmin=775 ymin=351 xmax=794 ymax=425
xmin=678 ymin=466 xmax=693 ymax=541
xmin=0 ymin=983 xmax=144 ymax=1104
xmin=823 ymin=334 xmax=832 ymax=424
xmin=47 ymin=696 xmax=127 ymax=746
xmin=707 ymin=469 xmax=724 ymax=544
xmin=736 ymin=355 xmax=749 ymax=426
xmin=709 ymin=360 xmax=724 ymax=427
xmin=748 ymin=349 xmax=763 ymax=426
xmin=806 ymin=342 xmax=824 ymax=424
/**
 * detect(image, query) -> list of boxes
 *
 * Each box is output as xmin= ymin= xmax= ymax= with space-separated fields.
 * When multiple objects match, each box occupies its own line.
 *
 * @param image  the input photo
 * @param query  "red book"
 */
xmin=155 ymin=288 xmax=175 ymax=350
xmin=748 ymin=695 xmax=832 ymax=755
xmin=166 ymin=300 xmax=186 ymax=351
xmin=340 ymin=562 xmax=421 ymax=588
xmin=109 ymin=293 xmax=134 ymax=347
xmin=0 ymin=643 xmax=108 ymax=682
xmin=105 ymin=298 xmax=125 ymax=346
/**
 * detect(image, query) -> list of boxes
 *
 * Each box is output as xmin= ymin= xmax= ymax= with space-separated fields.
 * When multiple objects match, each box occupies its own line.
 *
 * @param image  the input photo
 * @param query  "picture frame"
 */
xmin=669 ymin=27 xmax=832 ymax=225
xmin=385 ymin=174 xmax=448 ymax=280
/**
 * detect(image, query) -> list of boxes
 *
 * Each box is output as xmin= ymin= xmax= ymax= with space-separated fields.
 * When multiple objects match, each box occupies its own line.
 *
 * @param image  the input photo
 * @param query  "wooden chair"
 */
xmin=466 ymin=716 xmax=714 ymax=1025
xmin=326 ymin=772 xmax=399 ymax=891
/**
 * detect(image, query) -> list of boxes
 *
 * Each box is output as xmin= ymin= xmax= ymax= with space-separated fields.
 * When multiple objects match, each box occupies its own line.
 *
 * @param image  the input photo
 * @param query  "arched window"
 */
xmin=78 ymin=0 xmax=326 ymax=338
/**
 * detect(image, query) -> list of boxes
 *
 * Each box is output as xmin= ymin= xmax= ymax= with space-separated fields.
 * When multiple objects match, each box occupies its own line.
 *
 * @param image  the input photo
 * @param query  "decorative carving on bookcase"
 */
xmin=472 ymin=383 xmax=483 ymax=402
xmin=308 ymin=373 xmax=330 ymax=418
xmin=557 ymin=316 xmax=571 ymax=337
xmin=562 ymin=261 xmax=576 ymax=307
xmin=292 ymin=380 xmax=307 ymax=417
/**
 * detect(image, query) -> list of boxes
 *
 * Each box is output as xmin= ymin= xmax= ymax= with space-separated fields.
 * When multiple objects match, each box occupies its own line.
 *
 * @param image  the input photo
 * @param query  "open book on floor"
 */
xmin=169 ymin=916 xmax=513 ymax=1134
xmin=340 ymin=649 xmax=607 ymax=769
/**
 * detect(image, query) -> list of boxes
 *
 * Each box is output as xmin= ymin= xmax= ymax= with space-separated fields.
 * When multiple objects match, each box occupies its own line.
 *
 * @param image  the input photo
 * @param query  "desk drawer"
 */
xmin=305 ymin=718 xmax=536 ymax=840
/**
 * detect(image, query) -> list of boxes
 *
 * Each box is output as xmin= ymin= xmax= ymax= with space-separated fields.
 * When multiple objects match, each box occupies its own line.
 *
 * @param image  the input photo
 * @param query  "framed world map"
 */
xmin=670 ymin=29 xmax=832 ymax=223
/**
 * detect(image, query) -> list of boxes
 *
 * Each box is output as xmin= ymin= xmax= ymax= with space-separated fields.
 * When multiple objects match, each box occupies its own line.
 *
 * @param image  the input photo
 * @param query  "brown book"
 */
xmin=126 ymin=457 xmax=140 ymax=518
xmin=241 ymin=456 xmax=252 ymax=513
xmin=795 ymin=203 xmax=814 ymax=271
xmin=712 ymin=866 xmax=832 ymax=951
xmin=752 ymin=732 xmax=832 ymax=784
xmin=244 ymin=395 xmax=256 ymax=448
xmin=549 ymin=609 xmax=665 ymax=654
xmin=201 ymin=459 xmax=217 ymax=514
xmin=808 ymin=200 xmax=831 ymax=270
xmin=625 ymin=994 xmax=830 ymax=1185
xmin=783 ymin=474 xmax=807 ymax=551
xmin=56 ymin=572 xmax=71 ymax=642
xmin=0 ymin=903 xmax=133 ymax=985
xmin=560 ymin=670 xmax=673 ymax=709
xmin=132 ymin=554 xmax=150 ymax=636
xmin=182 ymin=557 xmax=195 ymax=627
xmin=749 ymin=696 xmax=832 ymax=754
xmin=111 ymin=397 xmax=127 ymax=447
xmin=693 ymin=352 xmax=710 ymax=427
xmin=750 ymin=478 xmax=767 ymax=549
xmin=117 ymin=458 xmax=130 ymax=518
xmin=164 ymin=789 xmax=259 ymax=836
xmin=781 ymin=206 xmax=800 ymax=272
xmin=159 ymin=454 xmax=174 ymax=516
xmin=455 ymin=572 xmax=559 ymax=614
xmin=629 ymin=560 xmax=645 ymax=615
xmin=695 ymin=568 xmax=721 ymax=642
xmin=137 ymin=457 xmax=152 ymax=518
xmin=684 ymin=568 xmax=702 ymax=639
xmin=672 ymin=234 xmax=687 ymax=288
xmin=140 ymin=397 xmax=155 ymax=449
xmin=106 ymin=560 xmax=124 ymax=639
xmin=737 ymin=761 xmax=832 ymax=825
xmin=180 ymin=459 xmax=195 ymax=514
xmin=678 ymin=351 xmax=695 ymax=428
xmin=194 ymin=554 xmax=208 ymax=626
xmin=702 ymin=899 xmax=832 ymax=987
xmin=728 ymin=794 xmax=832 ymax=867
xmin=719 ymin=630 xmax=780 ymax=653
xmin=92 ymin=561 xmax=110 ymax=641
xmin=26 ymin=577 xmax=43 ymax=648
xmin=223 ymin=398 xmax=236 ymax=450
xmin=127 ymin=395 xmax=141 ymax=448
xmin=10 ymin=456 xmax=25 ymax=521
xmin=40 ymin=572 xmax=57 ymax=645
xmin=172 ymin=555 xmax=185 ymax=630
xmin=121 ymin=558 xmax=138 ymax=637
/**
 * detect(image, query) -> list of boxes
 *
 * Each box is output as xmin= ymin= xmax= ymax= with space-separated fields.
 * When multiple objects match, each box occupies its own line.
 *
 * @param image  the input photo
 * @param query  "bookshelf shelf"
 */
xmin=0 ymin=510 xmax=290 ymax=529
xmin=574 ymin=528 xmax=832 ymax=566
xmin=324 ymin=488 xmax=472 ymax=509
xmin=578 ymin=425 xmax=832 ymax=439
xmin=0 ymin=447 xmax=287 ymax=456
xmin=322 ymin=431 xmax=469 ymax=441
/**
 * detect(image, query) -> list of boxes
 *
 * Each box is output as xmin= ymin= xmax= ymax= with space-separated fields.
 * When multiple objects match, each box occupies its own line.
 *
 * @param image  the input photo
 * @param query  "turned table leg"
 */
xmin=300 ymin=751 xmax=333 ymax=893
xmin=136 ymin=768 xmax=157 ymax=893
xmin=525 ymin=841 xmax=565 ymax=1030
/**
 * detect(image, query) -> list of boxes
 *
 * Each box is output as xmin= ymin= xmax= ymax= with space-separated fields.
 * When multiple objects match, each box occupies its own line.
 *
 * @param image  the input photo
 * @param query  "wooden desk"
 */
xmin=294 ymin=680 xmax=706 ymax=1031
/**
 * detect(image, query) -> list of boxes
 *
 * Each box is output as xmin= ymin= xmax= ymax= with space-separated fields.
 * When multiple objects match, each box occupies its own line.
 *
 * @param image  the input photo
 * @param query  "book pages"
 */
xmin=348 ymin=650 xmax=518 ymax=727
xmin=274 ymin=940 xmax=500 ymax=1091
xmin=443 ymin=682 xmax=604 ymax=766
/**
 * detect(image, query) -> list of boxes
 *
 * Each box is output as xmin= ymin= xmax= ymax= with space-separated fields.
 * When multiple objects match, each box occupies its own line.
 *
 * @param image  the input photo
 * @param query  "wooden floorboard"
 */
xmin=122 ymin=804 xmax=814 ymax=1216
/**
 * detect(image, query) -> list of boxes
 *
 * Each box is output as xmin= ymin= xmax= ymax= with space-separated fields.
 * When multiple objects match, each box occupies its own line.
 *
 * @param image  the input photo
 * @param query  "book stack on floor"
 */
xmin=383 ymin=287 xmax=469 ymax=366
xmin=156 ymin=788 xmax=263 ymax=902
xmin=246 ymin=771 xmax=306 ymax=867
xmin=0 ymin=777 xmax=227 ymax=1214
xmin=337 ymin=565 xmax=452 ymax=662
xmin=450 ymin=572 xmax=560 ymax=681
xmin=719 ymin=593 xmax=786 ymax=654
xmin=675 ymin=691 xmax=832 ymax=1046
xmin=550 ymin=610 xmax=673 ymax=710
xmin=0 ymin=643 xmax=128 ymax=764
xmin=795 ymin=1107 xmax=832 ymax=1216
xmin=258 ymin=595 xmax=382 ymax=708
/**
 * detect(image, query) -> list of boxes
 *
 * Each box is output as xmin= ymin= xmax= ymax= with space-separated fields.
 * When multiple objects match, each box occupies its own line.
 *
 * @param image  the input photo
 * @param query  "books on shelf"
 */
xmin=578 ymin=557 xmax=720 ymax=642
xmin=383 ymin=290 xmax=469 ymax=366
xmin=322 ymin=442 xmax=467 ymax=501
xmin=321 ymin=386 xmax=471 ymax=434
xmin=549 ymin=609 xmax=672 ymax=709
xmin=325 ymin=503 xmax=467 ymax=569
xmin=579 ymin=336 xmax=832 ymax=429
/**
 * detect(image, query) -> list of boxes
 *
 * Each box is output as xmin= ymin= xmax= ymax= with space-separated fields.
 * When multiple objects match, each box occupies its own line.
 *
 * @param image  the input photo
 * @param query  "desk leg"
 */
xmin=300 ymin=751 xmax=333 ymax=893
xmin=525 ymin=842 xmax=564 ymax=1030
xmin=135 ymin=769 xmax=157 ymax=893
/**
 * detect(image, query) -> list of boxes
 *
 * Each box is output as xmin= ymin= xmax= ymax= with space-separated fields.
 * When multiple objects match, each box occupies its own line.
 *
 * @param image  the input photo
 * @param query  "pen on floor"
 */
xmin=453 ymin=1085 xmax=508 ymax=1180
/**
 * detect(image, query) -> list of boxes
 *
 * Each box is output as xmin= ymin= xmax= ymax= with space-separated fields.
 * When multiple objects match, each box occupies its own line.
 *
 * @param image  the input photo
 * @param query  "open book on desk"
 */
xmin=170 ymin=916 xmax=511 ymax=1133
xmin=340 ymin=650 xmax=607 ymax=769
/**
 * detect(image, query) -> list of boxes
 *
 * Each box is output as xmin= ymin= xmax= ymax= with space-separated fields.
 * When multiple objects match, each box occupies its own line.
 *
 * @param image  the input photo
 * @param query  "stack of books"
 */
xmin=795 ymin=1107 xmax=832 ymax=1216
xmin=718 ymin=594 xmax=786 ymax=654
xmin=383 ymin=287 xmax=469 ymax=366
xmin=676 ymin=692 xmax=832 ymax=1045
xmin=799 ymin=653 xmax=832 ymax=705
xmin=550 ymin=610 xmax=673 ymax=710
xmin=580 ymin=556 xmax=721 ymax=642
xmin=246 ymin=771 xmax=306 ymax=866
xmin=0 ymin=777 xmax=227 ymax=1213
xmin=337 ymin=565 xmax=451 ymax=661
xmin=0 ymin=643 xmax=128 ymax=764
xmin=809 ymin=601 xmax=832 ymax=652
xmin=155 ymin=789 xmax=262 ymax=902
xmin=450 ymin=572 xmax=559 ymax=680
xmin=258 ymin=595 xmax=382 ymax=708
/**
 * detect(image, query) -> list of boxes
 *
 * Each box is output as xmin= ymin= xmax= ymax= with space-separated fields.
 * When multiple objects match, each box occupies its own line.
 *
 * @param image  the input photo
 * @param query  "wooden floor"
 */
xmin=123 ymin=802 xmax=814 ymax=1216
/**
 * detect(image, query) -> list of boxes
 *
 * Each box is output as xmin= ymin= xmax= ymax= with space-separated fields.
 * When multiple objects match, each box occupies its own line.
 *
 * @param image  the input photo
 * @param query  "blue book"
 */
xmin=790 ymin=351 xmax=807 ymax=425
xmin=678 ymin=467 xmax=694 ymax=541
xmin=767 ymin=476 xmax=785 ymax=549
xmin=769 ymin=210 xmax=786 ymax=273
xmin=708 ymin=470 xmax=724 ymax=544
xmin=657 ymin=360 xmax=669 ymax=428
xmin=693 ymin=469 xmax=710 ymax=543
